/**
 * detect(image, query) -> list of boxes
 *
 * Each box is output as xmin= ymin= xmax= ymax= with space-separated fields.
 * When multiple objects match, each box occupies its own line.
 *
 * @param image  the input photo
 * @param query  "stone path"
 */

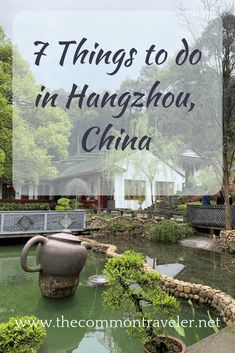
xmin=187 ymin=323 xmax=235 ymax=353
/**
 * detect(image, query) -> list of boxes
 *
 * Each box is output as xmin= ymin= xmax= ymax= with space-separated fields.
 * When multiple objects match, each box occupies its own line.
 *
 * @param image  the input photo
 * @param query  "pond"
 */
xmin=0 ymin=242 xmax=230 ymax=353
xmin=107 ymin=236 xmax=235 ymax=298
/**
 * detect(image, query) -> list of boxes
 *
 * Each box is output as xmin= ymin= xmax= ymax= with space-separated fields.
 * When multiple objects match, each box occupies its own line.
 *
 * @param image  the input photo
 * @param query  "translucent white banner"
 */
xmin=13 ymin=11 xmax=222 ymax=207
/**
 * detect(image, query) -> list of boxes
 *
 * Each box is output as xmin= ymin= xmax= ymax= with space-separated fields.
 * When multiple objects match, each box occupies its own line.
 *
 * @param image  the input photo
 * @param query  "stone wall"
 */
xmin=81 ymin=236 xmax=235 ymax=326
xmin=219 ymin=230 xmax=235 ymax=253
xmin=160 ymin=276 xmax=235 ymax=326
xmin=85 ymin=215 xmax=157 ymax=238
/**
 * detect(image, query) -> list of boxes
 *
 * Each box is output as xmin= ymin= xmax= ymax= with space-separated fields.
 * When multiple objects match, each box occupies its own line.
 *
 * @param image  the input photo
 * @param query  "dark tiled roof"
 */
xmin=54 ymin=154 xmax=105 ymax=180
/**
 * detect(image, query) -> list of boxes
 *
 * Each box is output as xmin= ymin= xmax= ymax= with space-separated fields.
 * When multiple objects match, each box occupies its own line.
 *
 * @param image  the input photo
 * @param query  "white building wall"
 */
xmin=114 ymin=154 xmax=184 ymax=210
xmin=14 ymin=184 xmax=22 ymax=200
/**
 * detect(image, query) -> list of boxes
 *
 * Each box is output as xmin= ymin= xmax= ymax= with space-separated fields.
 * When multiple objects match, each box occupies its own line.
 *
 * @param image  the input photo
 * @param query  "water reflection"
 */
xmin=107 ymin=236 xmax=235 ymax=297
xmin=146 ymin=256 xmax=186 ymax=276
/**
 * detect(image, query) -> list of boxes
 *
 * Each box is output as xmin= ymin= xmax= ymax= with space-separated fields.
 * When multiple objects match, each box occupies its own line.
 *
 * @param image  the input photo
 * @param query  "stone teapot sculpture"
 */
xmin=21 ymin=230 xmax=91 ymax=299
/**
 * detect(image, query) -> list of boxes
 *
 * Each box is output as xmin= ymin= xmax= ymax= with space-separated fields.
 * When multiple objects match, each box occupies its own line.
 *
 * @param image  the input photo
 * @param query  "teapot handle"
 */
xmin=21 ymin=236 xmax=48 ymax=273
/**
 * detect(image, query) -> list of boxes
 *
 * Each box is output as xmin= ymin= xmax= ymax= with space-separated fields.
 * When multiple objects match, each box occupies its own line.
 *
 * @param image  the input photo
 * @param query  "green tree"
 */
xmin=196 ymin=13 xmax=235 ymax=229
xmin=0 ymin=25 xmax=72 ymax=190
xmin=221 ymin=13 xmax=235 ymax=229
xmin=0 ymin=27 xmax=12 ymax=180
xmin=103 ymin=251 xmax=180 ymax=353
xmin=13 ymin=51 xmax=72 ymax=178
xmin=65 ymin=177 xmax=89 ymax=209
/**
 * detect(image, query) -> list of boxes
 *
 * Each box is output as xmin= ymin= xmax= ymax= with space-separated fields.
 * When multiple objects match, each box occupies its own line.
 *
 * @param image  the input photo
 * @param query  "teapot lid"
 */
xmin=49 ymin=229 xmax=82 ymax=243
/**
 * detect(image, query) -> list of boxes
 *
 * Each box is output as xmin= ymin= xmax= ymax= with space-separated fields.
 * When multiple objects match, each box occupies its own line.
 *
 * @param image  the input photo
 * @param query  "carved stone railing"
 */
xmin=0 ymin=211 xmax=86 ymax=235
xmin=186 ymin=205 xmax=235 ymax=228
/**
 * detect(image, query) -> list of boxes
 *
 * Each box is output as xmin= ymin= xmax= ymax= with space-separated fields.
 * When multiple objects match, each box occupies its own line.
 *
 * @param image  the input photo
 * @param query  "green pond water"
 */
xmin=0 ymin=240 xmax=234 ymax=353
xmin=106 ymin=236 xmax=235 ymax=298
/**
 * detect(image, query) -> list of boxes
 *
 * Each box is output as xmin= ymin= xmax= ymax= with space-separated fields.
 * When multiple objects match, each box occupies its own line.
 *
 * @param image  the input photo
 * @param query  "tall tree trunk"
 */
xmin=222 ymin=171 xmax=232 ymax=230
xmin=150 ymin=182 xmax=154 ymax=205
xmin=222 ymin=41 xmax=233 ymax=230
xmin=222 ymin=137 xmax=232 ymax=230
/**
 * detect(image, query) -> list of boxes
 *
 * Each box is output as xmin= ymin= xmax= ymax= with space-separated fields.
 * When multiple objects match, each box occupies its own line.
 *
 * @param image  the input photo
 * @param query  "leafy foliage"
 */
xmin=197 ymin=13 xmax=235 ymax=229
xmin=110 ymin=221 xmax=135 ymax=233
xmin=175 ymin=204 xmax=187 ymax=211
xmin=13 ymin=55 xmax=71 ymax=184
xmin=103 ymin=251 xmax=180 ymax=352
xmin=150 ymin=220 xmax=194 ymax=243
xmin=0 ymin=25 xmax=72 ymax=186
xmin=176 ymin=201 xmax=201 ymax=211
xmin=55 ymin=197 xmax=72 ymax=210
xmin=0 ymin=27 xmax=12 ymax=180
xmin=0 ymin=316 xmax=46 ymax=353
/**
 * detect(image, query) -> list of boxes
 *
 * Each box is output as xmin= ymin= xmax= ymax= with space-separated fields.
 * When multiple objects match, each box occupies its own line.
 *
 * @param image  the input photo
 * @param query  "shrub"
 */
xmin=176 ymin=204 xmax=187 ymax=211
xmin=150 ymin=220 xmax=194 ymax=243
xmin=0 ymin=315 xmax=46 ymax=353
xmin=110 ymin=221 xmax=135 ymax=233
xmin=176 ymin=201 xmax=202 ymax=211
xmin=110 ymin=223 xmax=125 ymax=232
xmin=55 ymin=197 xmax=72 ymax=211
